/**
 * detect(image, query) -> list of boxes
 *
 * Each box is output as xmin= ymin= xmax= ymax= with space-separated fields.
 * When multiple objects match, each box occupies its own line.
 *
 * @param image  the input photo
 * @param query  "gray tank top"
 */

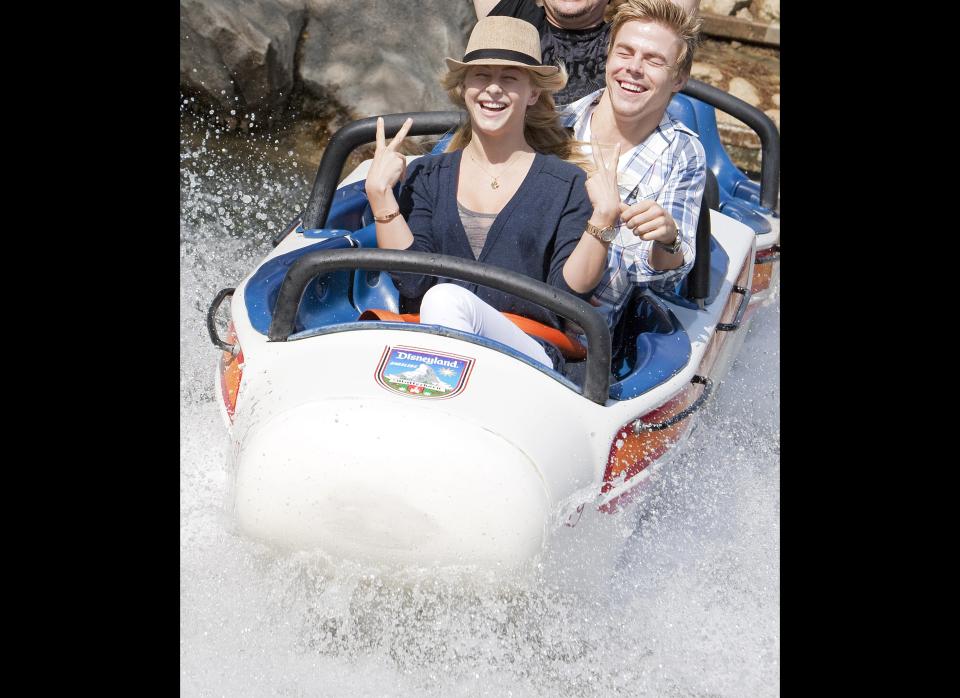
xmin=457 ymin=200 xmax=497 ymax=259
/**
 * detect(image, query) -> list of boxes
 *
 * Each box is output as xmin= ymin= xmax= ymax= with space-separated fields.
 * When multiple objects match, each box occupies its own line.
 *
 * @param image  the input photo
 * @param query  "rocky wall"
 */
xmin=180 ymin=0 xmax=476 ymax=127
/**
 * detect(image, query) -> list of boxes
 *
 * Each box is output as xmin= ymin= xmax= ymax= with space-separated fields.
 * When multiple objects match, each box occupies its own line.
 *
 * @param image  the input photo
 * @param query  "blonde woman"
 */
xmin=365 ymin=16 xmax=620 ymax=369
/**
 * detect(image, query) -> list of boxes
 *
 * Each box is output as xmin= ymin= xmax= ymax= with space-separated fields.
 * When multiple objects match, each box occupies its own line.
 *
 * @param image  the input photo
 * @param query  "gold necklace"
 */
xmin=467 ymin=149 xmax=528 ymax=190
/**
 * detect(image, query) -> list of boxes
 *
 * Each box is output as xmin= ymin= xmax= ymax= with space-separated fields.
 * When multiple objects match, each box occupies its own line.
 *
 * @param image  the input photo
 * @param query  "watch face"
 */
xmin=587 ymin=224 xmax=617 ymax=242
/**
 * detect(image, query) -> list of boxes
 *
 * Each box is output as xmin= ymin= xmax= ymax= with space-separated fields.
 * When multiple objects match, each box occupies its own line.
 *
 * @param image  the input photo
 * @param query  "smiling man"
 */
xmin=559 ymin=0 xmax=706 ymax=329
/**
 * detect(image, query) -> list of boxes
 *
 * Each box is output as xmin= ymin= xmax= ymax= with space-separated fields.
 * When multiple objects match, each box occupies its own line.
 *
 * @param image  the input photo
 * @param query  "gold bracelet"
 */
xmin=373 ymin=209 xmax=401 ymax=223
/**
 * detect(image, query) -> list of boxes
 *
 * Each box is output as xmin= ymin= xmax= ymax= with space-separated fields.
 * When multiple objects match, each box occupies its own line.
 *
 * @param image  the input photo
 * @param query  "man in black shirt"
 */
xmin=474 ymin=1 xmax=699 ymax=105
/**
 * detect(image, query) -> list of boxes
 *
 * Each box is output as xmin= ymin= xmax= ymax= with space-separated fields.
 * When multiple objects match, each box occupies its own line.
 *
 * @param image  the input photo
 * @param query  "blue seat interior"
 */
xmin=350 ymin=223 xmax=402 ymax=314
xmin=245 ymin=222 xmax=403 ymax=337
xmin=667 ymin=94 xmax=777 ymax=233
xmin=325 ymin=180 xmax=373 ymax=230
xmin=244 ymin=234 xmax=360 ymax=336
xmin=607 ymin=290 xmax=691 ymax=400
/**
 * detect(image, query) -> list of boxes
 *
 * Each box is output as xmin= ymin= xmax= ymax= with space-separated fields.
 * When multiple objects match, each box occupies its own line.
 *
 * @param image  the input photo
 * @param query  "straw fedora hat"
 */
xmin=445 ymin=16 xmax=561 ymax=78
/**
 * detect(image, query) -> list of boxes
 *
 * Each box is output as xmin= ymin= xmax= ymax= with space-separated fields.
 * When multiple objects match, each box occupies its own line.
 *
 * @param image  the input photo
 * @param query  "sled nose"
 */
xmin=233 ymin=398 xmax=550 ymax=570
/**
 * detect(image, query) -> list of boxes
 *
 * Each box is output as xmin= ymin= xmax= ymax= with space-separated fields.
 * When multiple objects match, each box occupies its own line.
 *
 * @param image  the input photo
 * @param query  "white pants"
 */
xmin=419 ymin=284 xmax=553 ymax=368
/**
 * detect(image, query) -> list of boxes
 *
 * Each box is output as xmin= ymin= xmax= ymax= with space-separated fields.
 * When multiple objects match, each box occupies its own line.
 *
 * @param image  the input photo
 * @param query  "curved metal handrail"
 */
xmin=267 ymin=248 xmax=612 ymax=405
xmin=681 ymin=78 xmax=780 ymax=210
xmin=301 ymin=112 xmax=467 ymax=232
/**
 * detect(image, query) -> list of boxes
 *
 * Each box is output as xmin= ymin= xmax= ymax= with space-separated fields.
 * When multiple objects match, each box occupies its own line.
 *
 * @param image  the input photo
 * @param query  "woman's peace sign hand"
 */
xmin=584 ymin=138 xmax=621 ymax=229
xmin=365 ymin=117 xmax=413 ymax=208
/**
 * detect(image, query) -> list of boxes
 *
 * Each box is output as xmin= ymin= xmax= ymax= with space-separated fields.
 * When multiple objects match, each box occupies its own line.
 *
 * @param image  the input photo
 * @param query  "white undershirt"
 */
xmin=574 ymin=111 xmax=633 ymax=174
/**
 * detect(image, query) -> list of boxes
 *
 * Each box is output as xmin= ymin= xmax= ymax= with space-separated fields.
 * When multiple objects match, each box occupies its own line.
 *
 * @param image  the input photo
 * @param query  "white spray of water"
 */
xmin=180 ymin=114 xmax=779 ymax=697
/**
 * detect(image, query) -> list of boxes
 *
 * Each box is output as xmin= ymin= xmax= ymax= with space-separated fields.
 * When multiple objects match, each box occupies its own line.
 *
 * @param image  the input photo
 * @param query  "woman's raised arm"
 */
xmin=365 ymin=116 xmax=416 ymax=250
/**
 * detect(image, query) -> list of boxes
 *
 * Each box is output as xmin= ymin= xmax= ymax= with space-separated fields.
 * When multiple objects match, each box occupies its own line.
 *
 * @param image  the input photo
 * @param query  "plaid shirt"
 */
xmin=559 ymin=89 xmax=707 ymax=327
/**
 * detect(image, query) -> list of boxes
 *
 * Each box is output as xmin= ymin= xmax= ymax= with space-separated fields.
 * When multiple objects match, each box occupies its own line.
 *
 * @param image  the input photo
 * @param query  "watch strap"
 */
xmin=585 ymin=222 xmax=616 ymax=242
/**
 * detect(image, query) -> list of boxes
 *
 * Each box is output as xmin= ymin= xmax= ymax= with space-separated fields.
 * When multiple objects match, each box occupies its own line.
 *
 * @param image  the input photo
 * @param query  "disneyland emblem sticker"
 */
xmin=375 ymin=346 xmax=475 ymax=399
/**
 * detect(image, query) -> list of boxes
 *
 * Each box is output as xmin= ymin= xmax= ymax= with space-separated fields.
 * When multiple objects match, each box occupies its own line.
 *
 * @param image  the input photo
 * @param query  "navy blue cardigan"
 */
xmin=392 ymin=149 xmax=593 ymax=331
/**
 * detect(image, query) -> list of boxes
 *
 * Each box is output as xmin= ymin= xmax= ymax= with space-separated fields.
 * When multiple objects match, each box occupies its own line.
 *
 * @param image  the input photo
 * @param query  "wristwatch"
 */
xmin=656 ymin=228 xmax=682 ymax=254
xmin=585 ymin=222 xmax=617 ymax=243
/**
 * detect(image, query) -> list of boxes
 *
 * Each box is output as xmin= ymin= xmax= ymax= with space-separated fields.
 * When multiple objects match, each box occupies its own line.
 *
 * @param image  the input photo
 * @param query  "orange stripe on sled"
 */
xmin=358 ymin=309 xmax=587 ymax=360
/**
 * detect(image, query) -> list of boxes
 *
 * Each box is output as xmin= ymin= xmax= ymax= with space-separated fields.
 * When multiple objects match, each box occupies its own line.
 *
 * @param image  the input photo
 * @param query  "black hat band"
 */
xmin=461 ymin=49 xmax=541 ymax=66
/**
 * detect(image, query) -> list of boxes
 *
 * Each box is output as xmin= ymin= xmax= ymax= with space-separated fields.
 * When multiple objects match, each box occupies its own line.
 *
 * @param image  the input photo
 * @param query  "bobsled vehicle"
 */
xmin=207 ymin=81 xmax=780 ymax=572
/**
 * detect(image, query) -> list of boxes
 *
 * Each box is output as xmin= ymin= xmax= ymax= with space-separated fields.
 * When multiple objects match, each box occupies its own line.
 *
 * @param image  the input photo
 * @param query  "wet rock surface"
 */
xmin=180 ymin=0 xmax=473 ymax=130
xmin=298 ymin=1 xmax=474 ymax=118
xmin=180 ymin=0 xmax=307 ymax=119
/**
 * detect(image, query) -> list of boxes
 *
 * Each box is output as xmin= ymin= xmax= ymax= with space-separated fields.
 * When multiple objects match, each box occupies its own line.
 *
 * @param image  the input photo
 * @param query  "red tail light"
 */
xmin=599 ymin=379 xmax=706 ymax=514
xmin=752 ymin=244 xmax=780 ymax=294
xmin=218 ymin=323 xmax=244 ymax=421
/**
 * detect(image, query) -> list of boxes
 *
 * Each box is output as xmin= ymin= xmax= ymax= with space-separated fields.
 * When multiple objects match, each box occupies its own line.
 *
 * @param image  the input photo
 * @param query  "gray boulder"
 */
xmin=180 ymin=0 xmax=307 ymax=116
xmin=299 ymin=0 xmax=474 ymax=117
xmin=181 ymin=0 xmax=475 ymax=121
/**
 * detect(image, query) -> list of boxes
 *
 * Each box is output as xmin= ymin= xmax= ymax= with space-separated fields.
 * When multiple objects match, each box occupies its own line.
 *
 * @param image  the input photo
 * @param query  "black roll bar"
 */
xmin=267 ymin=248 xmax=612 ymax=405
xmin=207 ymin=287 xmax=238 ymax=354
xmin=301 ymin=112 xmax=467 ymax=232
xmin=681 ymin=78 xmax=780 ymax=210
xmin=685 ymin=168 xmax=719 ymax=306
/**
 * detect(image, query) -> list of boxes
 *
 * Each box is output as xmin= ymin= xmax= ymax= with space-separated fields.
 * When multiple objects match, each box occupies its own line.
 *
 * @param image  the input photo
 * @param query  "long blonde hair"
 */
xmin=440 ymin=65 xmax=589 ymax=170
